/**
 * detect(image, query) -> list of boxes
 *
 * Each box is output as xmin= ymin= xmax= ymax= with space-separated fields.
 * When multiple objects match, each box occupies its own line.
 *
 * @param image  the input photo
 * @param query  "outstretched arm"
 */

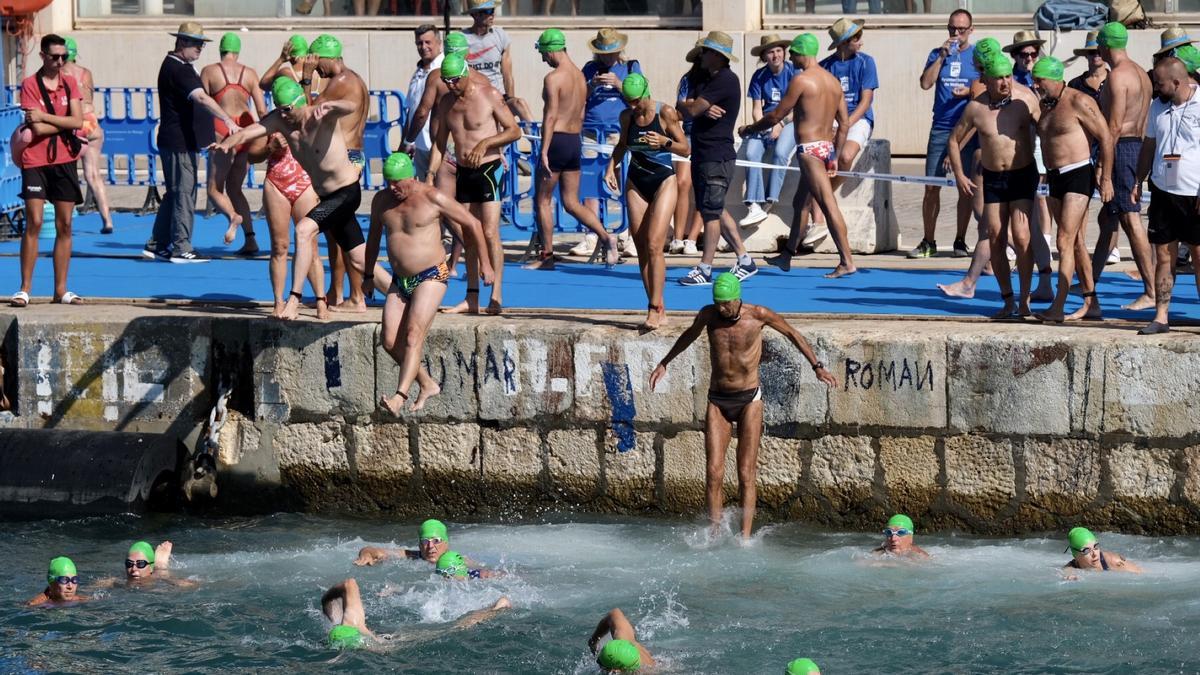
xmin=649 ymin=309 xmax=711 ymax=391
xmin=210 ymin=120 xmax=271 ymax=154
xmin=455 ymin=596 xmax=512 ymax=629
xmin=755 ymin=305 xmax=836 ymax=386
xmin=588 ymin=608 xmax=637 ymax=654
xmin=740 ymin=75 xmax=801 ymax=136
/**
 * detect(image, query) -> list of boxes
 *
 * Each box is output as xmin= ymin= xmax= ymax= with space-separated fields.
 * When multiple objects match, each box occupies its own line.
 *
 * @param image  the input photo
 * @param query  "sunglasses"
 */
xmin=1018 ymin=50 xmax=1039 ymax=59
xmin=125 ymin=559 xmax=152 ymax=569
xmin=882 ymin=528 xmax=912 ymax=538
xmin=947 ymin=26 xmax=971 ymax=34
xmin=43 ymin=53 xmax=67 ymax=62
xmin=53 ymin=576 xmax=79 ymax=585
xmin=420 ymin=537 xmax=444 ymax=546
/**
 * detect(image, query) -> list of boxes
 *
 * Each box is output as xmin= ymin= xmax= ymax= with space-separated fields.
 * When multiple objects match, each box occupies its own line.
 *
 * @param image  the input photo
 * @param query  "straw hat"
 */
xmin=1154 ymin=26 xmax=1194 ymax=56
xmin=827 ymin=17 xmax=865 ymax=50
xmin=751 ymin=33 xmax=790 ymax=58
xmin=685 ymin=31 xmax=739 ymax=63
xmin=589 ymin=28 xmax=629 ymax=54
xmin=1072 ymin=30 xmax=1100 ymax=57
xmin=1002 ymin=29 xmax=1046 ymax=54
xmin=466 ymin=0 xmax=495 ymax=12
xmin=168 ymin=21 xmax=211 ymax=42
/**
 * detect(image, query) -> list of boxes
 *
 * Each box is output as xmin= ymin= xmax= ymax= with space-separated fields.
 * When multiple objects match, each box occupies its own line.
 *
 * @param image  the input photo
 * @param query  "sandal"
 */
xmin=54 ymin=291 xmax=84 ymax=305
xmin=10 ymin=291 xmax=28 ymax=308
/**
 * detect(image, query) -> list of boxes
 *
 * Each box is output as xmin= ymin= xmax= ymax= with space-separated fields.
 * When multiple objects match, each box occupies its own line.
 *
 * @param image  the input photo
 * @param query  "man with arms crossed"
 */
xmin=365 ymin=153 xmax=494 ymax=415
xmin=525 ymin=29 xmax=619 ymax=271
xmin=740 ymin=33 xmax=857 ymax=279
xmin=650 ymin=273 xmax=836 ymax=539
xmin=431 ymin=54 xmax=522 ymax=315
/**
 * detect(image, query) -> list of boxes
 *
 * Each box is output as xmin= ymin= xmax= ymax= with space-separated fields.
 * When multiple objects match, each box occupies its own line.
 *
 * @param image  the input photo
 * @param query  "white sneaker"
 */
xmin=717 ymin=238 xmax=731 ymax=253
xmin=802 ymin=225 xmax=829 ymax=248
xmin=739 ymin=203 xmax=769 ymax=226
xmin=669 ymin=239 xmax=684 ymax=254
xmin=1107 ymin=247 xmax=1121 ymax=265
xmin=1006 ymin=246 xmax=1017 ymax=262
xmin=569 ymin=232 xmax=598 ymax=256
xmin=682 ymin=240 xmax=699 ymax=255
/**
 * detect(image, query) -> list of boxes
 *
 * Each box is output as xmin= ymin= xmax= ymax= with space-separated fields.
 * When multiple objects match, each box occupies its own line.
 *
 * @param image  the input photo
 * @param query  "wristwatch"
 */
xmin=300 ymin=78 xmax=312 ymax=86
xmin=811 ymin=361 xmax=825 ymax=371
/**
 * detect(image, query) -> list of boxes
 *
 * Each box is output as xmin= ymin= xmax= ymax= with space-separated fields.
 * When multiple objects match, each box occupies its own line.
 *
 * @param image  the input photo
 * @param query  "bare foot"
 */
xmin=448 ymin=266 xmax=459 ymax=278
xmin=278 ymin=295 xmax=301 ymax=321
xmin=1125 ymin=268 xmax=1143 ymax=281
xmin=441 ymin=299 xmax=481 ymax=314
xmin=1066 ymin=301 xmax=1102 ymax=321
xmin=824 ymin=264 xmax=857 ymax=279
xmin=937 ymin=280 xmax=976 ymax=299
xmin=223 ymin=216 xmax=241 ymax=245
xmin=379 ymin=392 xmax=408 ymax=416
xmin=1122 ymin=294 xmax=1155 ymax=311
xmin=764 ymin=253 xmax=793 ymax=272
xmin=1018 ymin=298 xmax=1033 ymax=317
xmin=315 ymin=298 xmax=331 ymax=321
xmin=641 ymin=306 xmax=666 ymax=331
xmin=272 ymin=300 xmax=285 ymax=319
xmin=154 ymin=541 xmax=173 ymax=569
xmin=325 ymin=290 xmax=343 ymax=308
xmin=1035 ymin=307 xmax=1065 ymax=324
xmin=492 ymin=596 xmax=512 ymax=610
xmin=330 ymin=298 xmax=367 ymax=313
xmin=410 ymin=380 xmax=441 ymax=411
xmin=1030 ymin=281 xmax=1054 ymax=303
xmin=486 ymin=299 xmax=503 ymax=315
xmin=991 ymin=300 xmax=1018 ymax=319
xmin=523 ymin=256 xmax=556 ymax=271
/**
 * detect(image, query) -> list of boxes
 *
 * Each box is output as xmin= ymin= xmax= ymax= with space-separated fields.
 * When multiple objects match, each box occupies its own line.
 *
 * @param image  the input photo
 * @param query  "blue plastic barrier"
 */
xmin=93 ymin=87 xmax=161 ymax=214
xmin=5 ymin=85 xmax=18 ymax=106
xmin=0 ymin=105 xmax=24 ymax=234
xmin=360 ymin=89 xmax=407 ymax=189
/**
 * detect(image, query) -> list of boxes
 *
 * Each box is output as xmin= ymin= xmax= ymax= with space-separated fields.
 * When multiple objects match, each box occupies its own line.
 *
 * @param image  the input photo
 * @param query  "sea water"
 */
xmin=2 ymin=512 xmax=1199 ymax=674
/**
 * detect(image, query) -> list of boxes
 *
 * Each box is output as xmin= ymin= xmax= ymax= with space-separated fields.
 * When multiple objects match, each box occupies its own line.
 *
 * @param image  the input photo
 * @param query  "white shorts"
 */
xmin=834 ymin=118 xmax=873 ymax=148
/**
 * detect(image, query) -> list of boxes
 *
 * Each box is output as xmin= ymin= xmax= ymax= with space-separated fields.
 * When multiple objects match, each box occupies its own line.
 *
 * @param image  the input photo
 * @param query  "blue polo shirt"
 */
xmin=747 ymin=62 xmax=795 ymax=115
xmin=818 ymin=51 xmax=879 ymax=127
xmin=1014 ymin=66 xmax=1033 ymax=89
xmin=581 ymin=59 xmax=643 ymax=130
xmin=924 ymin=44 xmax=978 ymax=130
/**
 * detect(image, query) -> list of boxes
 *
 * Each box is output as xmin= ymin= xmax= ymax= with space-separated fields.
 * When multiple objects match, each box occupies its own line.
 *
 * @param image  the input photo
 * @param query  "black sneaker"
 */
xmin=142 ymin=245 xmax=170 ymax=262
xmin=170 ymin=250 xmax=210 ymax=264
xmin=952 ymin=239 xmax=971 ymax=258
xmin=907 ymin=239 xmax=937 ymax=259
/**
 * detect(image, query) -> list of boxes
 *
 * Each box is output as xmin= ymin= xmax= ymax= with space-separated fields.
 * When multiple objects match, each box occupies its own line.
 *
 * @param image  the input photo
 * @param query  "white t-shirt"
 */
xmin=1146 ymin=84 xmax=1200 ymax=197
xmin=465 ymin=27 xmax=509 ymax=93
xmin=407 ymin=52 xmax=444 ymax=152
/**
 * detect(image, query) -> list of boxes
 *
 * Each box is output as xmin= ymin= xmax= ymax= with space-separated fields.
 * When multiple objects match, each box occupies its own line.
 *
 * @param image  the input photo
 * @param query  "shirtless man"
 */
xmin=1031 ymin=56 xmax=1114 ymax=323
xmin=948 ymin=53 xmax=1041 ymax=318
xmin=27 ymin=556 xmax=89 ymax=606
xmin=1093 ymin=22 xmax=1156 ymax=311
xmin=588 ymin=608 xmax=655 ymax=673
xmin=304 ymin=34 xmax=373 ymax=313
xmin=525 ymin=29 xmax=619 ymax=271
xmin=365 ymin=153 xmax=494 ymax=415
xmin=212 ymin=78 xmax=390 ymax=321
xmin=62 ymin=37 xmax=113 ymax=235
xmin=354 ymin=518 xmax=456 ymax=566
xmin=201 ymin=33 xmax=266 ymax=254
xmin=738 ymin=33 xmax=856 ymax=279
xmin=871 ymin=514 xmax=930 ymax=559
xmin=1062 ymin=527 xmax=1141 ymax=576
xmin=649 ymin=273 xmax=836 ymax=539
xmin=431 ymin=54 xmax=522 ymax=315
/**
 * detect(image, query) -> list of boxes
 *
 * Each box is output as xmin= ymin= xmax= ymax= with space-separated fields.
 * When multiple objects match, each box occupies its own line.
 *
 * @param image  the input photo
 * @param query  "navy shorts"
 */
xmin=925 ymin=125 xmax=979 ymax=179
xmin=1104 ymin=137 xmax=1143 ymax=216
xmin=545 ymin=133 xmax=582 ymax=173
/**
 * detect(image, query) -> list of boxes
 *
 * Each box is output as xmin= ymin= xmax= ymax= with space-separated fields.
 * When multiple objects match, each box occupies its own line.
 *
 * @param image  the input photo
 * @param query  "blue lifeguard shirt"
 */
xmin=925 ymin=44 xmax=978 ymax=130
xmin=747 ymin=62 xmax=795 ymax=115
xmin=582 ymin=59 xmax=643 ymax=130
xmin=819 ymin=51 xmax=879 ymax=127
xmin=1014 ymin=66 xmax=1034 ymax=89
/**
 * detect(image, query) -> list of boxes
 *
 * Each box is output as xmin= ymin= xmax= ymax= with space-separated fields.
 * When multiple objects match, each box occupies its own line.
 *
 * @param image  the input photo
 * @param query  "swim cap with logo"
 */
xmin=886 ymin=514 xmax=914 ymax=532
xmin=128 ymin=540 xmax=156 ymax=564
xmin=445 ymin=32 xmax=469 ymax=56
xmin=1099 ymin=22 xmax=1128 ymax=49
xmin=436 ymin=550 xmax=469 ymax=578
xmin=383 ymin=153 xmax=415 ymax=182
xmin=598 ymin=639 xmax=641 ymax=671
xmin=786 ymin=658 xmax=821 ymax=675
xmin=1068 ymin=527 xmax=1097 ymax=552
xmin=1032 ymin=56 xmax=1064 ymax=82
xmin=789 ymin=33 xmax=820 ymax=57
xmin=622 ymin=73 xmax=649 ymax=100
xmin=47 ymin=556 xmax=77 ymax=584
xmin=419 ymin=518 xmax=449 ymax=541
xmin=64 ymin=36 xmax=78 ymax=62
xmin=441 ymin=53 xmax=469 ymax=79
xmin=328 ymin=624 xmax=364 ymax=649
xmin=1176 ymin=44 xmax=1200 ymax=74
xmin=220 ymin=32 xmax=241 ymax=54
xmin=982 ymin=52 xmax=1013 ymax=78
xmin=310 ymin=34 xmax=343 ymax=59
xmin=538 ymin=28 xmax=567 ymax=53
xmin=712 ymin=272 xmax=741 ymax=303
xmin=288 ymin=34 xmax=309 ymax=57
xmin=973 ymin=37 xmax=1002 ymax=67
xmin=273 ymin=77 xmax=307 ymax=108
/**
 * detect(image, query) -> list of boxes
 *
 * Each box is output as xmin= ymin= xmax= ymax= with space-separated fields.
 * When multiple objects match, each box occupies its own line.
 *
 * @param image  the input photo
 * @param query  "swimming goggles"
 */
xmin=882 ymin=528 xmax=912 ymax=538
xmin=53 ymin=575 xmax=79 ymax=585
xmin=125 ymin=559 xmax=152 ymax=569
xmin=420 ymin=537 xmax=444 ymax=546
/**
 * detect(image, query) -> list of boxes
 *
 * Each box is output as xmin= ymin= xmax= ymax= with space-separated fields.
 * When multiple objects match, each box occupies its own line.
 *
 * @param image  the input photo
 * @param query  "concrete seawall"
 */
xmin=5 ymin=305 xmax=1200 ymax=533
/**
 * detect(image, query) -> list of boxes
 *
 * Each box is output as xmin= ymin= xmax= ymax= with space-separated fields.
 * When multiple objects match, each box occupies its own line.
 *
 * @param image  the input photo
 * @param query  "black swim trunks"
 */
xmin=1046 ymin=160 xmax=1095 ymax=201
xmin=307 ymin=182 xmax=364 ymax=250
xmin=707 ymin=387 xmax=761 ymax=423
xmin=1104 ymin=137 xmax=1143 ymax=216
xmin=455 ymin=158 xmax=504 ymax=203
xmin=545 ymin=133 xmax=582 ymax=173
xmin=388 ymin=261 xmax=451 ymax=301
xmin=982 ymin=162 xmax=1039 ymax=205
xmin=1147 ymin=181 xmax=1200 ymax=246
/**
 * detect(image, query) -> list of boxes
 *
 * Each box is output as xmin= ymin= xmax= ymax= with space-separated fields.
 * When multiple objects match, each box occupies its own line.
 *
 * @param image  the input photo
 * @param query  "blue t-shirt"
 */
xmin=1013 ymin=67 xmax=1033 ymax=89
xmin=677 ymin=74 xmax=693 ymax=134
xmin=747 ymin=62 xmax=795 ymax=115
xmin=582 ymin=59 xmax=643 ymax=130
xmin=818 ymin=52 xmax=879 ymax=127
xmin=925 ymin=44 xmax=978 ymax=130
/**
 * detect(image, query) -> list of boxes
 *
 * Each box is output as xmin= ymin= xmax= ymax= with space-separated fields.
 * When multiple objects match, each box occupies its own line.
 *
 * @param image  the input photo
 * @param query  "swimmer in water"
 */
xmin=1063 ymin=527 xmax=1141 ymax=575
xmin=355 ymin=518 xmax=457 ymax=566
xmin=27 ymin=556 xmax=90 ymax=606
xmin=588 ymin=608 xmax=655 ymax=673
xmin=872 ymin=514 xmax=930 ymax=558
xmin=436 ymin=550 xmax=502 ymax=580
xmin=785 ymin=658 xmax=821 ymax=674
xmin=322 ymin=577 xmax=511 ymax=651
xmin=96 ymin=540 xmax=197 ymax=589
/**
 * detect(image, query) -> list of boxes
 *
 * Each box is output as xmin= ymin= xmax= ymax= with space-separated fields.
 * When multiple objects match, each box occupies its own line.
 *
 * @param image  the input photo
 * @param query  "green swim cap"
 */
xmin=382 ymin=152 xmax=415 ymax=182
xmin=786 ymin=658 xmax=821 ymax=675
xmin=273 ymin=77 xmax=307 ymax=109
xmin=220 ymin=32 xmax=241 ymax=54
xmin=537 ymin=28 xmax=567 ymax=53
xmin=419 ymin=518 xmax=448 ymax=541
xmin=436 ymin=550 xmax=468 ymax=578
xmin=441 ymin=53 xmax=469 ymax=79
xmin=1068 ymin=527 xmax=1098 ymax=553
xmin=712 ymin=272 xmax=741 ymax=303
xmin=445 ymin=32 xmax=469 ymax=56
xmin=982 ymin=53 xmax=1014 ymax=78
xmin=310 ymin=34 xmax=343 ymax=59
xmin=47 ymin=556 xmax=76 ymax=584
xmin=887 ymin=514 xmax=914 ymax=532
xmin=598 ymin=639 xmax=641 ymax=671
xmin=789 ymin=33 xmax=820 ymax=57
xmin=622 ymin=73 xmax=649 ymax=100
xmin=64 ymin=36 xmax=77 ymax=62
xmin=328 ymin=624 xmax=364 ymax=649
xmin=288 ymin=34 xmax=309 ymax=58
xmin=1176 ymin=44 xmax=1200 ymax=74
xmin=1099 ymin=22 xmax=1128 ymax=49
xmin=1032 ymin=56 xmax=1065 ymax=82
xmin=973 ymin=37 xmax=1001 ymax=67
xmin=128 ymin=540 xmax=156 ymax=564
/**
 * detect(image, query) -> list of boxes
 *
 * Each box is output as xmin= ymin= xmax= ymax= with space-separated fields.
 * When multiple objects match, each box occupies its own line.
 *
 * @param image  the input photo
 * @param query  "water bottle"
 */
xmin=949 ymin=40 xmax=959 ymax=58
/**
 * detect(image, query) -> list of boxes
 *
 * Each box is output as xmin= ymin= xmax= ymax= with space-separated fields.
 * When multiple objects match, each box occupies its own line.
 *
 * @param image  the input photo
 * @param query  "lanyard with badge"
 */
xmin=1162 ymin=94 xmax=1195 ymax=189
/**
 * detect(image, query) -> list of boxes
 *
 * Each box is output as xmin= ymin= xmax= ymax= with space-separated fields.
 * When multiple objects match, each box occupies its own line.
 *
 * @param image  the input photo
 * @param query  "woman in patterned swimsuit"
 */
xmin=264 ymin=132 xmax=328 ymax=320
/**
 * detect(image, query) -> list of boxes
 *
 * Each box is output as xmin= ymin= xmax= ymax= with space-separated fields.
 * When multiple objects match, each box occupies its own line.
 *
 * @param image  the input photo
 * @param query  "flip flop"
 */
xmin=10 ymin=291 xmax=28 ymax=307
xmin=54 ymin=291 xmax=84 ymax=305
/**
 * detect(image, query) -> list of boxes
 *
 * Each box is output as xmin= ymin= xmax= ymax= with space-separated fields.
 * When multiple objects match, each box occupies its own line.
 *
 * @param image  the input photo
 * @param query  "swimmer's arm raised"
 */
xmin=258 ymin=48 xmax=292 ymax=90
xmin=589 ymin=608 xmax=636 ymax=653
xmin=755 ymin=305 xmax=836 ymax=387
xmin=649 ymin=308 xmax=711 ymax=391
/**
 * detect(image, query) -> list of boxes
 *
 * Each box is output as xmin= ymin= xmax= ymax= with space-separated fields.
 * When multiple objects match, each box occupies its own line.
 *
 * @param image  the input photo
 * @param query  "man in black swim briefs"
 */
xmin=649 ymin=273 xmax=836 ymax=539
